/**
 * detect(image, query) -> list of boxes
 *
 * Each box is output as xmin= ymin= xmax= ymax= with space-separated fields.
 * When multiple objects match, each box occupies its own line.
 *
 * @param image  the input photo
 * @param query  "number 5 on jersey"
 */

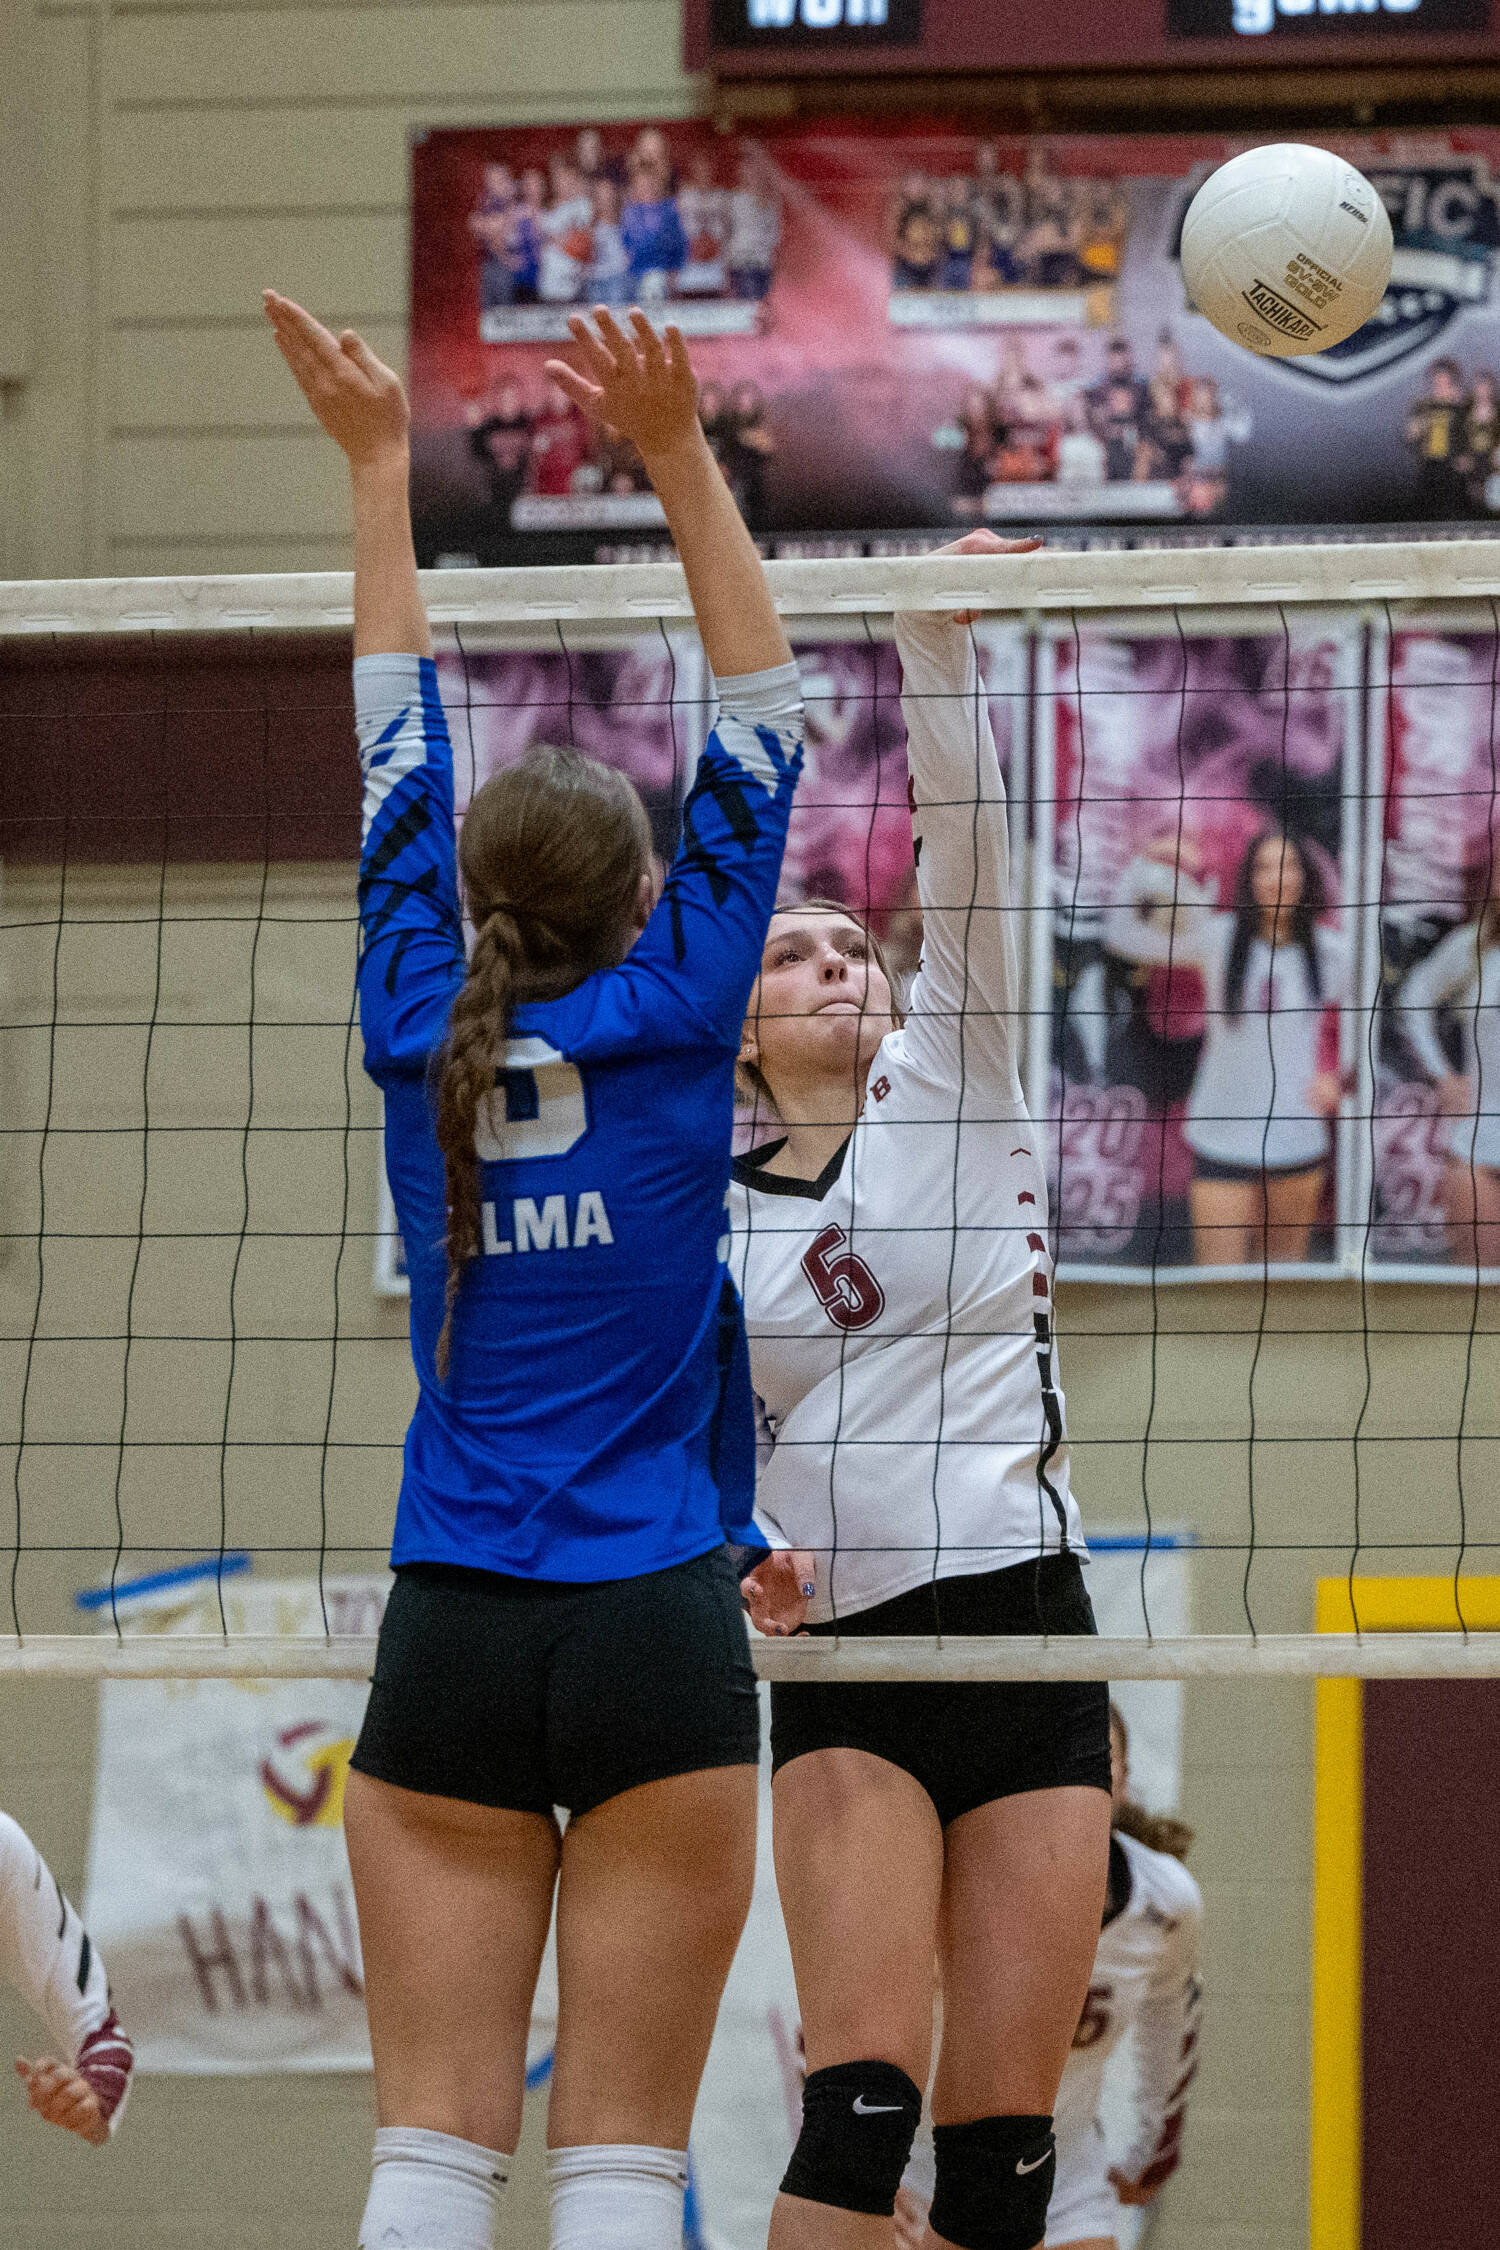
xmin=801 ymin=1223 xmax=885 ymax=1332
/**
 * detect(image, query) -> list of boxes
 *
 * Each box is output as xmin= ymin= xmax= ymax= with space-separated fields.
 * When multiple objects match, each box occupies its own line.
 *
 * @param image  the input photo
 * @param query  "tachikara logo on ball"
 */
xmin=1180 ymin=145 xmax=1394 ymax=365
xmin=1178 ymin=146 xmax=1500 ymax=384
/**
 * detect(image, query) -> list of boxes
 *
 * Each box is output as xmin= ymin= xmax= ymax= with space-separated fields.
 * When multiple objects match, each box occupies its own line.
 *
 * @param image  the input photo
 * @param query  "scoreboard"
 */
xmin=690 ymin=0 xmax=1498 ymax=74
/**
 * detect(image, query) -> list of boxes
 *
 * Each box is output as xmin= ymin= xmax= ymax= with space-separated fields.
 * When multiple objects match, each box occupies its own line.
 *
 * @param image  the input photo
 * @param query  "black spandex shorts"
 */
xmin=769 ymin=1553 xmax=1111 ymax=1829
xmin=1193 ymin=1151 xmax=1324 ymax=1185
xmin=352 ymin=1546 xmax=760 ymax=1819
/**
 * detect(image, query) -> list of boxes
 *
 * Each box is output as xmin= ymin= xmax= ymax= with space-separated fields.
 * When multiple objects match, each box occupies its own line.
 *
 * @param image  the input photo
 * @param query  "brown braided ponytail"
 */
xmin=433 ymin=743 xmax=652 ymax=1379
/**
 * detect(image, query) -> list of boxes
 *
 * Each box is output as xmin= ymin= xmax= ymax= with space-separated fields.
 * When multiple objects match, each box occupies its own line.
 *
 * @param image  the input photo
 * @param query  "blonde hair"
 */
xmin=736 ymin=896 xmax=904 ymax=1116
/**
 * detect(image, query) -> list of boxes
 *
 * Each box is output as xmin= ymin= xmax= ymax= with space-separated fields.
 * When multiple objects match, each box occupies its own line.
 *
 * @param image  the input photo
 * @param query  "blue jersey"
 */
xmin=620 ymin=196 xmax=688 ymax=280
xmin=355 ymin=652 xmax=801 ymax=1582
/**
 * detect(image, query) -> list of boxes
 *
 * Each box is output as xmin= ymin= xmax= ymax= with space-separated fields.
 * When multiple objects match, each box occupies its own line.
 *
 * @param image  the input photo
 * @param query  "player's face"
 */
xmin=743 ymin=911 xmax=894 ymax=1100
xmin=1250 ymin=834 xmax=1304 ymax=915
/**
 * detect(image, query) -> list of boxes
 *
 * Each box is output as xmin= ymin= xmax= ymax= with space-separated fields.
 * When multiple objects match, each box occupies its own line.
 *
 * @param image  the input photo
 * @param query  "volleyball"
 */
xmin=1180 ymin=143 xmax=1394 ymax=359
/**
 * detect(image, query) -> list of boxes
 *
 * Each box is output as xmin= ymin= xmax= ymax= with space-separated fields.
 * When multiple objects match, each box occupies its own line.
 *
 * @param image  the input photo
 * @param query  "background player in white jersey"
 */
xmin=896 ymin=1705 xmax=1203 ymax=2250
xmin=733 ymin=532 xmax=1112 ymax=2250
xmin=1397 ymin=886 xmax=1500 ymax=1264
xmin=266 ymin=289 xmax=800 ymax=2250
xmin=2 ymin=1807 xmax=133 ymax=2145
xmin=1107 ymin=828 xmax=1347 ymax=1266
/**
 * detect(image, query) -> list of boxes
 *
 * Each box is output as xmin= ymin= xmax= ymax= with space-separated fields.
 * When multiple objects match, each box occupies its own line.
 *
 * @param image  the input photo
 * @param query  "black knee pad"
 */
xmin=779 ymin=2059 xmax=924 ymax=2217
xmin=929 ymin=2115 xmax=1055 ymax=2250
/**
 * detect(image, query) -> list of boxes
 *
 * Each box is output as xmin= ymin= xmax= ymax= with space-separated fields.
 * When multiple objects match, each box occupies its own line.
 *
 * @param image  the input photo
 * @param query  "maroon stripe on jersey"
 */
xmin=76 ymin=2011 xmax=133 ymax=2121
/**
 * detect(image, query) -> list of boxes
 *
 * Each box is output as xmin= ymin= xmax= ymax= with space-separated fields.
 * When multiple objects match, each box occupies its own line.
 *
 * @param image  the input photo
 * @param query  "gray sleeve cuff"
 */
xmin=713 ymin=658 xmax=804 ymax=728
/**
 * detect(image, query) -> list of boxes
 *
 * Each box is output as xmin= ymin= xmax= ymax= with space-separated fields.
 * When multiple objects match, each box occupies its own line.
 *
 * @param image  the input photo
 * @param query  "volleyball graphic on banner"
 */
xmin=1179 ymin=143 xmax=1394 ymax=358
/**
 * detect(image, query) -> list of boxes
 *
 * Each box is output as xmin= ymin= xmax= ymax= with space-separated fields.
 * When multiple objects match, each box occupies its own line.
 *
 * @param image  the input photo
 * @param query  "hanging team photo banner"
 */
xmin=1030 ymin=615 xmax=1367 ymax=1280
xmin=409 ymin=119 xmax=1500 ymax=567
xmin=1367 ymin=620 xmax=1500 ymax=1277
xmin=82 ymin=1575 xmax=389 ymax=2073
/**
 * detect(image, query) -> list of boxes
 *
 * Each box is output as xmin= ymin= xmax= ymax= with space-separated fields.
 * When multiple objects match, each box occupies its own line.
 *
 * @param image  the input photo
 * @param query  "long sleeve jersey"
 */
xmin=729 ymin=610 xmax=1084 ymax=1623
xmin=1396 ymin=918 xmax=1500 ymax=1170
xmin=358 ymin=652 xmax=802 ymax=1581
xmin=1057 ymin=1830 xmax=1204 ymax=2191
xmin=1 ymin=1809 xmax=133 ymax=2133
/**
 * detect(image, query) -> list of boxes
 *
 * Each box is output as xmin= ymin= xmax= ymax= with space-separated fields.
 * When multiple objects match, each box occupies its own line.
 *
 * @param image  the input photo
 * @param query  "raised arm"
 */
xmin=546 ymin=306 xmax=791 ymax=681
xmin=893 ymin=532 xmax=1039 ymax=1097
xmin=1396 ymin=918 xmax=1480 ymax=1089
xmin=264 ymin=291 xmax=462 ymax=1076
xmin=547 ymin=309 xmax=802 ymax=1048
xmin=264 ymin=290 xmax=428 ymax=660
xmin=1102 ymin=852 xmax=1216 ymax=969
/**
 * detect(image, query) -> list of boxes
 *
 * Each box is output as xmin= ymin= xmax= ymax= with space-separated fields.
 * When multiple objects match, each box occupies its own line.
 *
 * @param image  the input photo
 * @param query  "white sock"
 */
xmin=358 ymin=2126 xmax=509 ymax=2250
xmin=548 ymin=2143 xmax=688 ymax=2250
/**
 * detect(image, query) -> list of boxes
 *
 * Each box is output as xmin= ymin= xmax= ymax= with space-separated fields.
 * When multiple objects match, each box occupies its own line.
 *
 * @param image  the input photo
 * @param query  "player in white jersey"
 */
xmin=1106 ymin=829 xmax=1347 ymax=1266
xmin=1397 ymin=895 xmax=1500 ymax=1263
xmin=731 ymin=532 xmax=1112 ymax=2250
xmin=2 ymin=1807 xmax=134 ymax=2144
xmin=897 ymin=1705 xmax=1203 ymax=2250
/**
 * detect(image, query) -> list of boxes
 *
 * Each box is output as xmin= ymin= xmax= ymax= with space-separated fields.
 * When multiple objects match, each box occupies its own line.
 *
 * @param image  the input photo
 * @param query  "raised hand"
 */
xmin=929 ymin=528 xmax=1044 ymax=623
xmin=545 ymin=308 xmax=699 ymax=464
xmin=741 ymin=1549 xmax=817 ymax=1637
xmin=15 ymin=2056 xmax=109 ymax=2146
xmin=264 ymin=290 xmax=409 ymax=469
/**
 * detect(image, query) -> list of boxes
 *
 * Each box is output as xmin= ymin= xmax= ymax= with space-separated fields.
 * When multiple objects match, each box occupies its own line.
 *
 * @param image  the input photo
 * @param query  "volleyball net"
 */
xmin=6 ymin=540 xmax=1500 ymax=1680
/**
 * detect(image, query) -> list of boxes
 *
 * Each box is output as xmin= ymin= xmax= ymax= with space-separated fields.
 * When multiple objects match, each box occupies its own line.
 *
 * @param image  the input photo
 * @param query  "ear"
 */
xmin=738 ymin=1020 xmax=760 ymax=1072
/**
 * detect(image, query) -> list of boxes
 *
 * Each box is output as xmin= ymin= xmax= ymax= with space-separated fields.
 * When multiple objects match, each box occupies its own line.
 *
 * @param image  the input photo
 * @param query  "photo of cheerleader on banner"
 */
xmin=1030 ymin=616 xmax=1367 ymax=1280
xmin=1367 ymin=621 xmax=1500 ymax=1277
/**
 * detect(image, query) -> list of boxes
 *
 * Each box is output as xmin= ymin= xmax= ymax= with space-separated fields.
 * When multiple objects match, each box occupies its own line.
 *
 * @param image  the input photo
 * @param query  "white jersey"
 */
xmin=1 ymin=1807 xmax=133 ymax=2133
xmin=1056 ymin=1832 xmax=1203 ymax=2192
xmin=1397 ymin=919 xmax=1500 ymax=1169
xmin=1107 ymin=858 xmax=1346 ymax=1172
xmin=729 ymin=610 xmax=1086 ymax=1624
xmin=904 ymin=1830 xmax=1202 ymax=2244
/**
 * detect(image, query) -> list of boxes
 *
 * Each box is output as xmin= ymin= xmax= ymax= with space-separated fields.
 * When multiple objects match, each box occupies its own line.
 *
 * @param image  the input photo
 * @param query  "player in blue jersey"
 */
xmin=264 ymin=289 xmax=801 ymax=2250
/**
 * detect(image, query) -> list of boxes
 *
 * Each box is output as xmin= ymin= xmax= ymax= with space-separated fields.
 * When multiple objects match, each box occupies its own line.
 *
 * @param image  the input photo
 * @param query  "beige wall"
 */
xmin=8 ymin=0 xmax=703 ymax=583
xmin=2 ymin=12 xmax=1495 ymax=2246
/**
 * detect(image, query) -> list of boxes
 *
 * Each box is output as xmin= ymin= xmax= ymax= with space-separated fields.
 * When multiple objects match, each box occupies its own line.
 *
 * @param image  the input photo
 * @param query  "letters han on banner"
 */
xmin=82 ymin=1575 xmax=388 ymax=2073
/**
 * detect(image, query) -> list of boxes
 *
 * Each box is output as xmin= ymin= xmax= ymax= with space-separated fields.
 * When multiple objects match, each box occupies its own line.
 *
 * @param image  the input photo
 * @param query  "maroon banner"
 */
xmin=410 ymin=121 xmax=1500 ymax=569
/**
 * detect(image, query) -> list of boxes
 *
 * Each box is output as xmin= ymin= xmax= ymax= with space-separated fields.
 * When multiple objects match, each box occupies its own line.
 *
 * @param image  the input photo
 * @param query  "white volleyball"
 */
xmin=1180 ymin=143 xmax=1394 ymax=360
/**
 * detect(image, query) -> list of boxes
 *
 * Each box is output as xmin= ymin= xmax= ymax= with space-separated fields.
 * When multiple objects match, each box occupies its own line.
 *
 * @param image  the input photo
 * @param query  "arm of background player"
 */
xmin=893 ymin=534 xmax=1038 ymax=1096
xmin=264 ymin=291 xmax=462 ymax=1076
xmin=1395 ymin=919 xmax=1477 ymax=1088
xmin=2 ymin=1810 xmax=133 ymax=2142
xmin=1111 ymin=1882 xmax=1204 ymax=2202
xmin=1101 ymin=853 xmax=1215 ymax=970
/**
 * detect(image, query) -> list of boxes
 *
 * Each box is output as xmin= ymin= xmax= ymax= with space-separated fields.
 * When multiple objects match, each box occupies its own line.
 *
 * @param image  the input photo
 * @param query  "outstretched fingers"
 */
xmin=543 ymin=359 xmax=606 ymax=419
xmin=629 ymin=307 xmax=668 ymax=377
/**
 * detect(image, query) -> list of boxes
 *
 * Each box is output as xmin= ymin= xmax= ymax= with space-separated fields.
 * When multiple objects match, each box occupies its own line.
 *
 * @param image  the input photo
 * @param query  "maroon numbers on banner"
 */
xmin=801 ymin=1223 xmax=886 ymax=1332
